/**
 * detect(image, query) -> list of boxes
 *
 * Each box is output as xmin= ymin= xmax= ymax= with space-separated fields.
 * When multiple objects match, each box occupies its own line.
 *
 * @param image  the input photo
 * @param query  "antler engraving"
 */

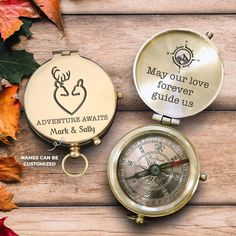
xmin=51 ymin=66 xmax=70 ymax=96
xmin=52 ymin=66 xmax=70 ymax=84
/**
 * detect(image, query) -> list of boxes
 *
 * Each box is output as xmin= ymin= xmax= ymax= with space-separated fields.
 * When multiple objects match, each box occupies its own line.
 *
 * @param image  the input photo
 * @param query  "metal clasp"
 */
xmin=53 ymin=50 xmax=79 ymax=56
xmin=152 ymin=114 xmax=180 ymax=126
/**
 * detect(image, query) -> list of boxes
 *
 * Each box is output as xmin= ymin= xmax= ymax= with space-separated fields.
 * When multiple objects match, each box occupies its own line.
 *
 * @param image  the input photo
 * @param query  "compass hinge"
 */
xmin=152 ymin=114 xmax=180 ymax=126
xmin=53 ymin=50 xmax=79 ymax=56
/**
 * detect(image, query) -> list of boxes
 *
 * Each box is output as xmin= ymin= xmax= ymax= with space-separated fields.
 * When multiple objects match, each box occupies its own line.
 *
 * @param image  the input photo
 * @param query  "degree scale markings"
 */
xmin=118 ymin=135 xmax=190 ymax=207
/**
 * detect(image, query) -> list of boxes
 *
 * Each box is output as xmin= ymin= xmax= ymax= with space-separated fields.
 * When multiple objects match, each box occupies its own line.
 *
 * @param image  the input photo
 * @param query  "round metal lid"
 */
xmin=134 ymin=29 xmax=224 ymax=118
xmin=24 ymin=52 xmax=117 ymax=145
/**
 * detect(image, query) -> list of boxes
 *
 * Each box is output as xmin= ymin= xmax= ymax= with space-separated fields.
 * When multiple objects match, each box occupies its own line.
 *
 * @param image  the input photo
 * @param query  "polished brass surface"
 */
xmin=108 ymin=125 xmax=200 ymax=217
xmin=200 ymin=172 xmax=208 ymax=181
xmin=128 ymin=214 xmax=145 ymax=224
xmin=152 ymin=113 xmax=180 ymax=126
xmin=62 ymin=152 xmax=89 ymax=177
xmin=134 ymin=29 xmax=224 ymax=118
xmin=24 ymin=51 xmax=117 ymax=145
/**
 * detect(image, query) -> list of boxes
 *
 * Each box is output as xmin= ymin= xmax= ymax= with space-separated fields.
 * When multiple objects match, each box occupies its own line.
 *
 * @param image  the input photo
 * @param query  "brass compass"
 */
xmin=24 ymin=50 xmax=121 ymax=177
xmin=108 ymin=29 xmax=223 ymax=223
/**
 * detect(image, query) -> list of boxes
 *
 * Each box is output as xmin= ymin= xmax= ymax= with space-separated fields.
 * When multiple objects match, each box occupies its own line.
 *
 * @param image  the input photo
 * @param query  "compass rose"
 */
xmin=167 ymin=41 xmax=199 ymax=72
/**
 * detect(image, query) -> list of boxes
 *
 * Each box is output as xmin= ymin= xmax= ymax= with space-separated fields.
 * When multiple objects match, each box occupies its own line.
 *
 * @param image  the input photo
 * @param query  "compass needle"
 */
xmin=160 ymin=159 xmax=189 ymax=170
xmin=126 ymin=170 xmax=149 ymax=180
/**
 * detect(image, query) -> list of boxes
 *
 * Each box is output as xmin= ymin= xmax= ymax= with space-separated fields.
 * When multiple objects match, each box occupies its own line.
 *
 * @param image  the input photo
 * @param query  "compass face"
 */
xmin=117 ymin=134 xmax=190 ymax=208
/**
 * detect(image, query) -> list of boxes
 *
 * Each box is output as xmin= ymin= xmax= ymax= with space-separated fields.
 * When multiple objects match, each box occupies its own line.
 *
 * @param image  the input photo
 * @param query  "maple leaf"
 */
xmin=0 ymin=187 xmax=17 ymax=211
xmin=0 ymin=0 xmax=40 ymax=41
xmin=0 ymin=49 xmax=39 ymax=84
xmin=0 ymin=156 xmax=23 ymax=183
xmin=0 ymin=85 xmax=21 ymax=144
xmin=0 ymin=217 xmax=19 ymax=236
xmin=0 ymin=18 xmax=39 ymax=84
xmin=33 ymin=0 xmax=63 ymax=31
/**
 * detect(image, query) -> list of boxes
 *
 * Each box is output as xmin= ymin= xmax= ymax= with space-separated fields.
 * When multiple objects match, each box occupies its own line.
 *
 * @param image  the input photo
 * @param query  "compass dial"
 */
xmin=118 ymin=134 xmax=190 ymax=208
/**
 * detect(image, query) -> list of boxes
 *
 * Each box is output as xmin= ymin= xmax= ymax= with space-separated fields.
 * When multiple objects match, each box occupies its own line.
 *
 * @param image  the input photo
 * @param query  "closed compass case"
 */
xmin=24 ymin=51 xmax=117 ymax=146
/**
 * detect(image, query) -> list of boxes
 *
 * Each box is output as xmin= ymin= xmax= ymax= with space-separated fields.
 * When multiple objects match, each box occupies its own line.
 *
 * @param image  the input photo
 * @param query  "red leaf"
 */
xmin=33 ymin=0 xmax=63 ymax=31
xmin=0 ymin=0 xmax=40 ymax=40
xmin=0 ymin=217 xmax=19 ymax=236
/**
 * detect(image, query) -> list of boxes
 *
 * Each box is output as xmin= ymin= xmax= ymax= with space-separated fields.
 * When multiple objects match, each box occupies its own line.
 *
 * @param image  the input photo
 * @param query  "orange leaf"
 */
xmin=0 ymin=187 xmax=17 ymax=211
xmin=0 ymin=0 xmax=40 ymax=40
xmin=0 ymin=156 xmax=23 ymax=183
xmin=0 ymin=85 xmax=21 ymax=144
xmin=33 ymin=0 xmax=63 ymax=31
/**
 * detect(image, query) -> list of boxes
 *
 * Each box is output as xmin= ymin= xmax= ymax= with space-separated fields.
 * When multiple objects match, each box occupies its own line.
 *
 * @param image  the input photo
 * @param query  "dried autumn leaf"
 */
xmin=0 ymin=0 xmax=40 ymax=40
xmin=0 ymin=85 xmax=21 ymax=144
xmin=0 ymin=187 xmax=17 ymax=211
xmin=0 ymin=217 xmax=19 ymax=236
xmin=0 ymin=157 xmax=23 ymax=183
xmin=33 ymin=0 xmax=63 ymax=31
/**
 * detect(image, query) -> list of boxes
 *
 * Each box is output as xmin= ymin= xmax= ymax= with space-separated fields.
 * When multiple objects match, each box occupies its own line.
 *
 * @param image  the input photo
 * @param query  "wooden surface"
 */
xmin=0 ymin=111 xmax=236 ymax=206
xmin=60 ymin=0 xmax=236 ymax=14
xmin=16 ymin=15 xmax=236 ymax=110
xmin=1 ymin=0 xmax=236 ymax=235
xmin=2 ymin=207 xmax=236 ymax=235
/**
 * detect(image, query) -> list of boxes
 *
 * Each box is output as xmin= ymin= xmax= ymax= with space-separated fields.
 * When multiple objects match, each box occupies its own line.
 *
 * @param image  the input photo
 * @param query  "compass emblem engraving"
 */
xmin=51 ymin=66 xmax=87 ymax=115
xmin=168 ymin=41 xmax=199 ymax=72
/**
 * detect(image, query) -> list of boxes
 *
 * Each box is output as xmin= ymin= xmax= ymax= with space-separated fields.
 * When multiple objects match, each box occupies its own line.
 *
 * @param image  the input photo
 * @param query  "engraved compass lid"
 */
xmin=24 ymin=50 xmax=118 ymax=177
xmin=24 ymin=51 xmax=117 ymax=145
xmin=133 ymin=29 xmax=224 ymax=118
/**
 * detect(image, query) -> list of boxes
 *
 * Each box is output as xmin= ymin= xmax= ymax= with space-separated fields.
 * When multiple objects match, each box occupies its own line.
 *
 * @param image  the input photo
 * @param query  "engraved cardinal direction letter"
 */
xmin=51 ymin=66 xmax=87 ymax=115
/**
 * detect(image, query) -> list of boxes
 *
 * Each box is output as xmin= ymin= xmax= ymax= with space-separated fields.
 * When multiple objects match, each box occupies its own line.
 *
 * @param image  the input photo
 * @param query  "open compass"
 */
xmin=108 ymin=29 xmax=223 ymax=223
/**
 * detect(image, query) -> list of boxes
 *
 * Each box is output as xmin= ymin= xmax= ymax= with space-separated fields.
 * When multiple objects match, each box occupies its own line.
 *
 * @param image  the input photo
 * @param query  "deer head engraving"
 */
xmin=51 ymin=67 xmax=87 ymax=115
xmin=52 ymin=66 xmax=70 ymax=96
xmin=72 ymin=79 xmax=86 ymax=96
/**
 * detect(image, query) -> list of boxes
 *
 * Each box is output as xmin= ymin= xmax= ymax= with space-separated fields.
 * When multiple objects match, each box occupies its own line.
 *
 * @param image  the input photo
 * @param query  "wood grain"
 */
xmin=16 ymin=15 xmax=236 ymax=110
xmin=0 ymin=111 xmax=235 ymax=206
xmin=60 ymin=0 xmax=236 ymax=14
xmin=1 ymin=206 xmax=236 ymax=235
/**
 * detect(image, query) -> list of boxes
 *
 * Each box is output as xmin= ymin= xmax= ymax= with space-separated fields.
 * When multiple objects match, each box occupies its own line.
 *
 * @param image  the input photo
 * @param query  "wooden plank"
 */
xmin=16 ymin=15 xmax=236 ymax=110
xmin=0 ymin=111 xmax=235 ymax=206
xmin=1 ymin=206 xmax=236 ymax=235
xmin=60 ymin=0 xmax=236 ymax=14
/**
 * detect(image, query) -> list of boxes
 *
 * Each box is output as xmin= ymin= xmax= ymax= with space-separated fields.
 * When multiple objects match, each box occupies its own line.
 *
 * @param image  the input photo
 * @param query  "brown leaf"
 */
xmin=0 ymin=85 xmax=21 ymax=144
xmin=0 ymin=187 xmax=17 ymax=211
xmin=0 ymin=157 xmax=23 ymax=183
xmin=33 ymin=0 xmax=63 ymax=31
xmin=0 ymin=0 xmax=40 ymax=40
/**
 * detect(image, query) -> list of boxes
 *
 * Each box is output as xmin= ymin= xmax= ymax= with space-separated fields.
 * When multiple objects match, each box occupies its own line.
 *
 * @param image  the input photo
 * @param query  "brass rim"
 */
xmin=108 ymin=125 xmax=200 ymax=217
